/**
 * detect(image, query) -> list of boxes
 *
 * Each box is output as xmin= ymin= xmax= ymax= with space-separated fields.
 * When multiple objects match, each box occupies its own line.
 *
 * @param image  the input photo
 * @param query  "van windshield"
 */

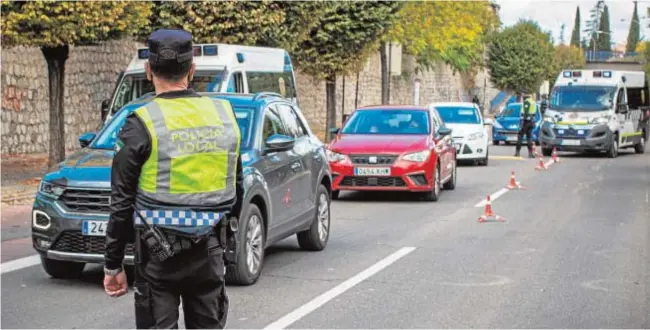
xmin=110 ymin=71 xmax=225 ymax=113
xmin=550 ymin=85 xmax=617 ymax=111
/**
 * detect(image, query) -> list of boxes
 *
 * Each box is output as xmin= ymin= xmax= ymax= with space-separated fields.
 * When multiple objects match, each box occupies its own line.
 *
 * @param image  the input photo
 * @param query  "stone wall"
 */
xmin=1 ymin=39 xmax=498 ymax=155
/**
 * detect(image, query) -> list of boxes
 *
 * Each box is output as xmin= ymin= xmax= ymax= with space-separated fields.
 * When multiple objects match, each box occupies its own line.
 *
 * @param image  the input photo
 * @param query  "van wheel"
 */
xmin=542 ymin=148 xmax=553 ymax=157
xmin=634 ymin=135 xmax=646 ymax=154
xmin=226 ymin=204 xmax=265 ymax=286
xmin=492 ymin=140 xmax=500 ymax=145
xmin=607 ymin=134 xmax=618 ymax=158
xmin=41 ymin=257 xmax=85 ymax=279
xmin=297 ymin=185 xmax=330 ymax=251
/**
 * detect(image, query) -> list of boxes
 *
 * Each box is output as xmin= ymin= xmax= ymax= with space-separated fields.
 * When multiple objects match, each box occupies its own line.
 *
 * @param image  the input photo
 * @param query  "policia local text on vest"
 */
xmin=103 ymin=28 xmax=243 ymax=329
xmin=515 ymin=93 xmax=538 ymax=158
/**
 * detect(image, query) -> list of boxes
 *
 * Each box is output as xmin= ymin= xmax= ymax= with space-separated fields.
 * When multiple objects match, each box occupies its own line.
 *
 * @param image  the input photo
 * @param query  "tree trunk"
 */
xmin=354 ymin=71 xmax=360 ymax=109
xmin=325 ymin=76 xmax=337 ymax=142
xmin=41 ymin=45 xmax=69 ymax=168
xmin=380 ymin=41 xmax=389 ymax=104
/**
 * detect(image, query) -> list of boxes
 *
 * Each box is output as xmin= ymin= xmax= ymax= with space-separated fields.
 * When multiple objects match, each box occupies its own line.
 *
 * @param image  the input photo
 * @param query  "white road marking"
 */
xmin=263 ymin=246 xmax=417 ymax=329
xmin=474 ymin=187 xmax=510 ymax=207
xmin=1 ymin=254 xmax=40 ymax=274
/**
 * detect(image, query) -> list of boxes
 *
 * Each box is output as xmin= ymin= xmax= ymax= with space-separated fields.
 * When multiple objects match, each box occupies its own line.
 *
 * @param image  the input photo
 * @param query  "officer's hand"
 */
xmin=104 ymin=272 xmax=128 ymax=297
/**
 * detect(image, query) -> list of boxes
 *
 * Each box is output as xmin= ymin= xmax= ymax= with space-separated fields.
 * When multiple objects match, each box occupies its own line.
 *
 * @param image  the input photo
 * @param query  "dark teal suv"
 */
xmin=31 ymin=92 xmax=333 ymax=286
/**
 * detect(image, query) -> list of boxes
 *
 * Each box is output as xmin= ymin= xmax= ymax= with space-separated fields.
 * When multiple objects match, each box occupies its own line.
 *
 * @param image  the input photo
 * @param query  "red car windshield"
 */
xmin=341 ymin=109 xmax=430 ymax=135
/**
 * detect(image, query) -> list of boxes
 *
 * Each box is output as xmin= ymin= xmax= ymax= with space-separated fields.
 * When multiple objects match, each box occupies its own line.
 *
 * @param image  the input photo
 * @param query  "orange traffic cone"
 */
xmin=505 ymin=170 xmax=525 ymax=190
xmin=552 ymin=147 xmax=560 ymax=163
xmin=478 ymin=195 xmax=506 ymax=223
xmin=535 ymin=155 xmax=547 ymax=171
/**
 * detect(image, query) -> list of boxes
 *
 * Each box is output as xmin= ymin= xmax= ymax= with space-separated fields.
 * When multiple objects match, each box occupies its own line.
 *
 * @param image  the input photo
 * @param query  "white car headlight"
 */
xmin=39 ymin=181 xmax=65 ymax=198
xmin=402 ymin=150 xmax=430 ymax=162
xmin=326 ymin=149 xmax=347 ymax=162
xmin=543 ymin=116 xmax=556 ymax=124
xmin=590 ymin=116 xmax=609 ymax=125
xmin=467 ymin=132 xmax=485 ymax=141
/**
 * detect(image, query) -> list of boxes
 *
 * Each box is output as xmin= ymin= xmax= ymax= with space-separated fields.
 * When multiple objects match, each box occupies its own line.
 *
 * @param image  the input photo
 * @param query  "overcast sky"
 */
xmin=497 ymin=0 xmax=650 ymax=48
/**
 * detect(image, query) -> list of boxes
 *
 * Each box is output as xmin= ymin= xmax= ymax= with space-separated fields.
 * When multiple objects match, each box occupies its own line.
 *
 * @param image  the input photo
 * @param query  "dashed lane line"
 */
xmin=1 ymin=254 xmax=40 ymax=274
xmin=263 ymin=246 xmax=417 ymax=329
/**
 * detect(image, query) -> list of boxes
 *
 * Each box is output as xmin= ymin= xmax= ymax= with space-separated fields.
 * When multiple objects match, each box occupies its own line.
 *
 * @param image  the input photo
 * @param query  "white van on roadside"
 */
xmin=101 ymin=43 xmax=298 ymax=123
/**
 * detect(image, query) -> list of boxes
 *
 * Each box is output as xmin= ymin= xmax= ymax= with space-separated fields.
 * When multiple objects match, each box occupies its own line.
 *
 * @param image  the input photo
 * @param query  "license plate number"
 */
xmin=82 ymin=220 xmax=107 ymax=236
xmin=354 ymin=167 xmax=390 ymax=176
xmin=561 ymin=139 xmax=580 ymax=146
xmin=506 ymin=135 xmax=518 ymax=141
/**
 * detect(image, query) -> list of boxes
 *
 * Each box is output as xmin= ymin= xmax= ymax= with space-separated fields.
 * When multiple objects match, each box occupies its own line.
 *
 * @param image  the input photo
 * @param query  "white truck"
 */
xmin=101 ymin=43 xmax=298 ymax=123
xmin=539 ymin=69 xmax=650 ymax=157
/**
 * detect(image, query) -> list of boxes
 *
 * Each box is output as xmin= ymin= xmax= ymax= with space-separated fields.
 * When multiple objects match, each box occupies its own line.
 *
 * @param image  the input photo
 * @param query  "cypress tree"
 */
xmin=597 ymin=5 xmax=612 ymax=51
xmin=626 ymin=1 xmax=640 ymax=53
xmin=570 ymin=6 xmax=581 ymax=47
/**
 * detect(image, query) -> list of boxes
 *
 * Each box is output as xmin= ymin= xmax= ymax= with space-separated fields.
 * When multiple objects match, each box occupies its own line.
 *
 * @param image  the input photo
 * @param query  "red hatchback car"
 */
xmin=327 ymin=105 xmax=457 ymax=201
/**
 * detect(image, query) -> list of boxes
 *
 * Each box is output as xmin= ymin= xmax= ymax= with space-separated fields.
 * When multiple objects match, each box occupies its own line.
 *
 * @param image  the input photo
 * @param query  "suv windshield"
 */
xmin=341 ymin=109 xmax=430 ymax=135
xmin=436 ymin=106 xmax=481 ymax=124
xmin=91 ymin=101 xmax=253 ymax=150
xmin=501 ymin=104 xmax=521 ymax=117
xmin=550 ymin=85 xmax=617 ymax=111
xmin=110 ymin=71 xmax=225 ymax=113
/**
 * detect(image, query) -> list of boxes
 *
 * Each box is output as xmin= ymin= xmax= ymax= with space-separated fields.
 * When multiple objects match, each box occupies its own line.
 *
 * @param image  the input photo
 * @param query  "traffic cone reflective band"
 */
xmin=478 ymin=195 xmax=506 ymax=223
xmin=505 ymin=170 xmax=525 ymax=190
xmin=535 ymin=155 xmax=547 ymax=171
xmin=552 ymin=147 xmax=560 ymax=163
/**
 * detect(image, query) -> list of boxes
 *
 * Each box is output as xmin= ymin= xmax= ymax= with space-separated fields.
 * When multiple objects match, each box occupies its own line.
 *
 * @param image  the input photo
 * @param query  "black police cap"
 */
xmin=147 ymin=29 xmax=194 ymax=65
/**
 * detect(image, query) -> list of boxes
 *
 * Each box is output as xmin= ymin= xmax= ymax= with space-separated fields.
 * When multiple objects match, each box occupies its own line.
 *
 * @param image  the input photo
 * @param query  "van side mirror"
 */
xmin=101 ymin=99 xmax=110 ymax=121
xmin=79 ymin=132 xmax=96 ymax=148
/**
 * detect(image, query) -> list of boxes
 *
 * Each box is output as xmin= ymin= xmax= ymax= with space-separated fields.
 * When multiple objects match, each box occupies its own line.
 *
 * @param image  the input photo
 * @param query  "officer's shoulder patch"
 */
xmin=115 ymin=138 xmax=125 ymax=152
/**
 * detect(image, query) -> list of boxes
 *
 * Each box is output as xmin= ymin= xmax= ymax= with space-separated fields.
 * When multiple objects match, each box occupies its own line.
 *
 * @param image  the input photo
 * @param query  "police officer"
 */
xmin=514 ymin=90 xmax=537 ymax=158
xmin=103 ymin=28 xmax=243 ymax=329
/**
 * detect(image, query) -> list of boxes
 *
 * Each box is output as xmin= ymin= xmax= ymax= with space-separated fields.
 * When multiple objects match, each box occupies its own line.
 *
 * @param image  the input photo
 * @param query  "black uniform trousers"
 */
xmin=515 ymin=119 xmax=535 ymax=153
xmin=133 ymin=230 xmax=228 ymax=329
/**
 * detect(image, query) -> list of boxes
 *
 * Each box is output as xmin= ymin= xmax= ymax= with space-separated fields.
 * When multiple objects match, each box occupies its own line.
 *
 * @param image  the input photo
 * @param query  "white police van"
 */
xmin=101 ymin=43 xmax=298 ymax=123
xmin=539 ymin=69 xmax=650 ymax=157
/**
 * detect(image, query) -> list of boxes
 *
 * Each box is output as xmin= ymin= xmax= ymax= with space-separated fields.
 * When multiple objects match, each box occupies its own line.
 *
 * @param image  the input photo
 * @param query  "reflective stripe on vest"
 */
xmin=134 ymin=209 xmax=226 ymax=227
xmin=134 ymin=97 xmax=241 ymax=209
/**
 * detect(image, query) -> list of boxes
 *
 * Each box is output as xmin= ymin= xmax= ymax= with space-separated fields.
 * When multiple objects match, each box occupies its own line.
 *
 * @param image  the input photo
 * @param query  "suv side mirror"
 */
xmin=438 ymin=127 xmax=452 ymax=137
xmin=101 ymin=99 xmax=110 ymax=121
xmin=617 ymin=103 xmax=628 ymax=114
xmin=79 ymin=132 xmax=96 ymax=148
xmin=264 ymin=134 xmax=294 ymax=153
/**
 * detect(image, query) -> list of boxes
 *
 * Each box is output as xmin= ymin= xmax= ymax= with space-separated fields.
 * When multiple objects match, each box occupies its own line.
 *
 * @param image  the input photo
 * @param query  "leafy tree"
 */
xmin=550 ymin=45 xmax=586 ymax=84
xmin=596 ymin=5 xmax=612 ymax=51
xmin=560 ymin=23 xmax=566 ymax=45
xmin=291 ymin=1 xmax=400 ymax=139
xmin=626 ymin=1 xmax=640 ymax=53
xmin=486 ymin=20 xmax=555 ymax=111
xmin=584 ymin=0 xmax=605 ymax=50
xmin=383 ymin=1 xmax=498 ymax=102
xmin=641 ymin=41 xmax=650 ymax=76
xmin=570 ymin=6 xmax=581 ymax=47
xmin=1 ymin=0 xmax=151 ymax=167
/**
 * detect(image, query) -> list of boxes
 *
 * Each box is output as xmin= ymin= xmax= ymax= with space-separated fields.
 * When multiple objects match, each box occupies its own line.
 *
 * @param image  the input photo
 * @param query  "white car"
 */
xmin=429 ymin=102 xmax=490 ymax=166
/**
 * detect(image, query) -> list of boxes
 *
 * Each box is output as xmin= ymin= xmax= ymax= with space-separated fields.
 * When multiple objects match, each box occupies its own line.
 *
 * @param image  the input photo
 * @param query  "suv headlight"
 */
xmin=402 ymin=150 xmax=430 ymax=162
xmin=326 ymin=149 xmax=347 ymax=162
xmin=590 ymin=116 xmax=609 ymax=125
xmin=39 ymin=181 xmax=65 ymax=198
xmin=467 ymin=132 xmax=484 ymax=141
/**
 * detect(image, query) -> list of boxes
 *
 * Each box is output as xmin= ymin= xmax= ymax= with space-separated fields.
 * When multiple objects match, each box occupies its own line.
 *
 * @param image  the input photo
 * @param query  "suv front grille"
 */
xmin=340 ymin=176 xmax=406 ymax=187
xmin=349 ymin=155 xmax=397 ymax=165
xmin=51 ymin=231 xmax=134 ymax=255
xmin=60 ymin=188 xmax=111 ymax=213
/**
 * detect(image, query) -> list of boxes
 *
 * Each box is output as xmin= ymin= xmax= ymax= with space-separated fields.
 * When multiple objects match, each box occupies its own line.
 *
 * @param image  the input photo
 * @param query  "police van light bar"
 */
xmin=203 ymin=45 xmax=218 ymax=56
xmin=593 ymin=71 xmax=602 ymax=78
xmin=571 ymin=71 xmax=582 ymax=77
xmin=193 ymin=46 xmax=202 ymax=56
xmin=603 ymin=71 xmax=612 ymax=78
xmin=563 ymin=71 xmax=571 ymax=78
xmin=236 ymin=53 xmax=244 ymax=63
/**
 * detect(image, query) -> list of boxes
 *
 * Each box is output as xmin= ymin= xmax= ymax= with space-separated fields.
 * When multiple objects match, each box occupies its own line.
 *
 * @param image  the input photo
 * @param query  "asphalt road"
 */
xmin=2 ymin=144 xmax=649 ymax=329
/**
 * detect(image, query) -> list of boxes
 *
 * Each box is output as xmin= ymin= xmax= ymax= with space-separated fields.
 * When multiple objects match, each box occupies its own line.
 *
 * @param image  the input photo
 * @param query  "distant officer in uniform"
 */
xmin=514 ymin=91 xmax=537 ymax=158
xmin=103 ymin=28 xmax=243 ymax=329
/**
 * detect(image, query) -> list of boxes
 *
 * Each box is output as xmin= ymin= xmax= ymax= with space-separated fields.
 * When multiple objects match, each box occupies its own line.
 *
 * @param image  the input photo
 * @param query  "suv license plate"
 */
xmin=354 ymin=167 xmax=390 ymax=176
xmin=82 ymin=220 xmax=107 ymax=236
xmin=560 ymin=139 xmax=580 ymax=146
